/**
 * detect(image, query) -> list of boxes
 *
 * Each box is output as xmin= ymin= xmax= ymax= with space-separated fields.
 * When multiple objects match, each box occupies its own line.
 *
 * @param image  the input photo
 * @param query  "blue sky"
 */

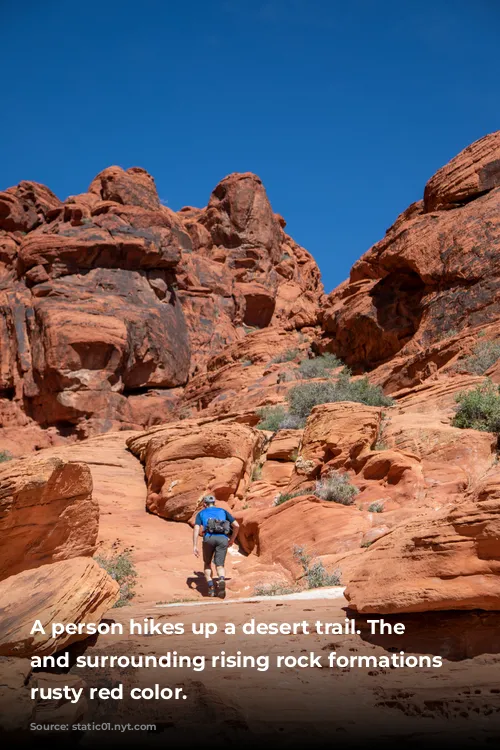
xmin=1 ymin=0 xmax=499 ymax=291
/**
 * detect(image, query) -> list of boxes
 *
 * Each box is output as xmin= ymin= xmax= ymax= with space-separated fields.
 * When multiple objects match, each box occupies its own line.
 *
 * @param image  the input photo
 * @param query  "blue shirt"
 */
xmin=195 ymin=507 xmax=235 ymax=538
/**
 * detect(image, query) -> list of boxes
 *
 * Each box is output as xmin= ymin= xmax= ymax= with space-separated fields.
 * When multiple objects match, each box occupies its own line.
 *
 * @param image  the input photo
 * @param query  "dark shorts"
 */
xmin=202 ymin=535 xmax=229 ymax=567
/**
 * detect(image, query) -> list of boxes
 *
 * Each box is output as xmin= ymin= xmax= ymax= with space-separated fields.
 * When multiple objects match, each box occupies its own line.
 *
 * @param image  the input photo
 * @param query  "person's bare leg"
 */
xmin=204 ymin=566 xmax=213 ymax=584
xmin=216 ymin=565 xmax=225 ymax=579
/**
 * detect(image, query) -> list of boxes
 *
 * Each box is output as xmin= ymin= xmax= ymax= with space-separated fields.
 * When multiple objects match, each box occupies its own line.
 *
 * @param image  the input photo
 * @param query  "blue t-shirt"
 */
xmin=195 ymin=507 xmax=235 ymax=538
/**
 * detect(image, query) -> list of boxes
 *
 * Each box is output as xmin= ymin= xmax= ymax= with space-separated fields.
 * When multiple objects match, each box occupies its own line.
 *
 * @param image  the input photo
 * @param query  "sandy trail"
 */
xmin=41 ymin=433 xmax=288 ymax=603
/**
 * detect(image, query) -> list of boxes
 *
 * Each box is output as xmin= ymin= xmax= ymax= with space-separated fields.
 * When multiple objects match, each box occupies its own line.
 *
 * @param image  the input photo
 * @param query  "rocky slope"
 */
xmin=2 ymin=131 xmax=500 ymax=742
xmin=0 ymin=168 xmax=322 ymax=446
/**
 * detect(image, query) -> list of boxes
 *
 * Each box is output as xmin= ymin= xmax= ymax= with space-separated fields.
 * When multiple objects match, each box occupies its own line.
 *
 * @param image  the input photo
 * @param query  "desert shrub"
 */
xmin=257 ymin=370 xmax=392 ymax=430
xmin=286 ymin=370 xmax=392 ymax=420
xmin=251 ymin=464 xmax=262 ymax=481
xmin=256 ymin=405 xmax=304 ymax=431
xmin=254 ymin=582 xmax=300 ymax=596
xmin=373 ymin=414 xmax=389 ymax=450
xmin=274 ymin=486 xmax=314 ymax=506
xmin=256 ymin=405 xmax=288 ymax=431
xmin=314 ymin=471 xmax=359 ymax=505
xmin=293 ymin=545 xmax=341 ymax=587
xmin=269 ymin=348 xmax=299 ymax=364
xmin=368 ymin=502 xmax=384 ymax=513
xmin=277 ymin=369 xmax=297 ymax=384
xmin=241 ymin=359 xmax=253 ymax=367
xmin=332 ymin=372 xmax=394 ymax=407
xmin=297 ymin=353 xmax=344 ymax=379
xmin=94 ymin=551 xmax=137 ymax=608
xmin=462 ymin=340 xmax=500 ymax=375
xmin=278 ymin=413 xmax=305 ymax=429
xmin=452 ymin=380 xmax=500 ymax=433
xmin=0 ymin=451 xmax=12 ymax=463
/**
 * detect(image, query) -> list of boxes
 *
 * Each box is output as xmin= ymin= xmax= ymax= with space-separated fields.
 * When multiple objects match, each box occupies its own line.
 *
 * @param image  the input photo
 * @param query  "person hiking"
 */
xmin=193 ymin=494 xmax=239 ymax=599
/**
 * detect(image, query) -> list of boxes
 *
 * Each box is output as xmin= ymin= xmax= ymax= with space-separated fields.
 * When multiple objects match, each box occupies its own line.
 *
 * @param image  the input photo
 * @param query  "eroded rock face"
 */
xmin=299 ymin=402 xmax=382 ymax=472
xmin=127 ymin=420 xmax=265 ymax=521
xmin=0 ymin=456 xmax=97 ymax=581
xmin=424 ymin=131 xmax=500 ymax=212
xmin=319 ymin=132 xmax=500 ymax=387
xmin=237 ymin=495 xmax=370 ymax=573
xmin=0 ymin=557 xmax=119 ymax=657
xmin=0 ymin=167 xmax=323 ymax=443
xmin=3 ymin=132 xmax=500 ymax=621
xmin=344 ymin=467 xmax=500 ymax=613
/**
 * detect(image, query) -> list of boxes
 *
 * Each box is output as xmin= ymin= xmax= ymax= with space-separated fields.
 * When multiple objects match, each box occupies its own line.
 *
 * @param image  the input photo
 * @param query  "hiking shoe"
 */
xmin=207 ymin=586 xmax=216 ymax=598
xmin=217 ymin=579 xmax=226 ymax=599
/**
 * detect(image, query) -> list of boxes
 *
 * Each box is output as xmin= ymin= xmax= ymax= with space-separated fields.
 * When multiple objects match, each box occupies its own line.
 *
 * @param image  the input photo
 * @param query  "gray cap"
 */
xmin=203 ymin=494 xmax=216 ymax=504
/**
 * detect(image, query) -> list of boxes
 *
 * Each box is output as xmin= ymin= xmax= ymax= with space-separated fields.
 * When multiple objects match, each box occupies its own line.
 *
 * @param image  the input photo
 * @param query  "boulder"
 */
xmin=267 ymin=429 xmax=303 ymax=461
xmin=237 ymin=495 xmax=370 ymax=573
xmin=298 ymin=402 xmax=382 ymax=472
xmin=424 ymin=131 xmax=500 ymax=212
xmin=344 ymin=468 xmax=500 ymax=613
xmin=0 ymin=456 xmax=96 ymax=581
xmin=88 ymin=166 xmax=162 ymax=211
xmin=127 ymin=420 xmax=265 ymax=521
xmin=0 ymin=557 xmax=119 ymax=656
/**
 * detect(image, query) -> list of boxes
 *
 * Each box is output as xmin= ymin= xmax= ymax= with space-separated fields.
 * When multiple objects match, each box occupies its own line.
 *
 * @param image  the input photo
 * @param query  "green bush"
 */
xmin=297 ymin=353 xmax=344 ymax=379
xmin=256 ymin=405 xmax=288 ymax=431
xmin=314 ymin=471 xmax=359 ymax=505
xmin=286 ymin=370 xmax=392 ymax=420
xmin=251 ymin=464 xmax=262 ymax=481
xmin=241 ymin=359 xmax=253 ymax=367
xmin=257 ymin=371 xmax=392 ymax=432
xmin=0 ymin=451 xmax=12 ymax=463
xmin=269 ymin=348 xmax=299 ymax=364
xmin=256 ymin=405 xmax=304 ymax=431
xmin=452 ymin=380 xmax=500 ymax=432
xmin=274 ymin=487 xmax=314 ymax=506
xmin=368 ymin=502 xmax=384 ymax=513
xmin=254 ymin=582 xmax=300 ymax=596
xmin=94 ymin=551 xmax=137 ymax=608
xmin=293 ymin=545 xmax=341 ymax=587
xmin=462 ymin=340 xmax=500 ymax=375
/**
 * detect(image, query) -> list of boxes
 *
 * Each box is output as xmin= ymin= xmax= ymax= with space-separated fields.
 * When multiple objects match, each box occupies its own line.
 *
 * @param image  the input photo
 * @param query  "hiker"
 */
xmin=193 ymin=494 xmax=239 ymax=598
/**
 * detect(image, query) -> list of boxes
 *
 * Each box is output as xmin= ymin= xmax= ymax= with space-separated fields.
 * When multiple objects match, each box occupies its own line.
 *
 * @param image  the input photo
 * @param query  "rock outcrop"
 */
xmin=344 ymin=466 xmax=500 ymax=613
xmin=0 ymin=167 xmax=323 ymax=448
xmin=3 ymin=131 xmax=500 ymax=622
xmin=127 ymin=420 xmax=265 ymax=521
xmin=0 ymin=557 xmax=119 ymax=657
xmin=0 ymin=456 xmax=96 ymax=581
xmin=319 ymin=132 xmax=500 ymax=391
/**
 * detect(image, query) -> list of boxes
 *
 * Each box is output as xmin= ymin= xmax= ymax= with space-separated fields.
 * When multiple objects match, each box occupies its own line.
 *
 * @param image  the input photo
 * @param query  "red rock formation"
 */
xmin=0 ymin=167 xmax=323 ymax=444
xmin=344 ymin=466 xmax=500 ymax=613
xmin=0 ymin=557 xmax=119 ymax=657
xmin=319 ymin=132 xmax=500 ymax=389
xmin=3 ymin=131 xmax=500 ymax=623
xmin=127 ymin=420 xmax=265 ymax=521
xmin=424 ymin=131 xmax=500 ymax=212
xmin=0 ymin=456 xmax=97 ymax=581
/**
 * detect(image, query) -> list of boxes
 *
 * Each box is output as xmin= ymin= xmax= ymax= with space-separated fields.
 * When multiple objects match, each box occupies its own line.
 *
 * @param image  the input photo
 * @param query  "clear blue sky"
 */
xmin=1 ymin=0 xmax=499 ymax=291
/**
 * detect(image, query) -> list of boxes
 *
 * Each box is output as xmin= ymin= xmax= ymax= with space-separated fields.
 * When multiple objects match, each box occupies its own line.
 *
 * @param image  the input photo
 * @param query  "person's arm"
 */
xmin=193 ymin=511 xmax=203 ymax=557
xmin=193 ymin=524 xmax=201 ymax=557
xmin=228 ymin=518 xmax=239 ymax=547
